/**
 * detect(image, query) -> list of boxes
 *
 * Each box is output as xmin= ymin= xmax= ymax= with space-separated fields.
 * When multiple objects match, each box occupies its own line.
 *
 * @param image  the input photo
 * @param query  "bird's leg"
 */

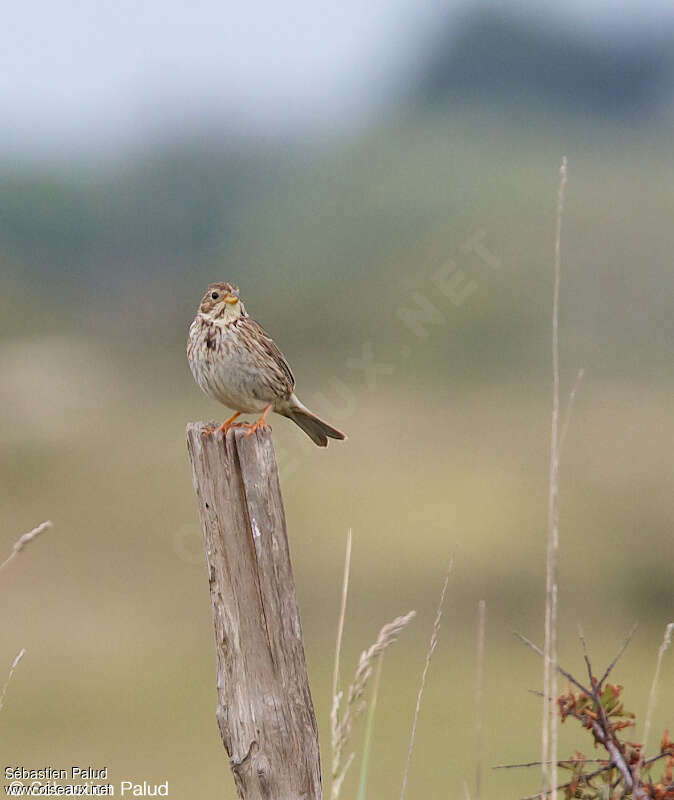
xmin=218 ymin=411 xmax=242 ymax=434
xmin=242 ymin=404 xmax=272 ymax=437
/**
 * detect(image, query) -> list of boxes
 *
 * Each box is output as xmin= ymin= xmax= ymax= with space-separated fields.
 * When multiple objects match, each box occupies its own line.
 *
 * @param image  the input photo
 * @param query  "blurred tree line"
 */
xmin=1 ymin=8 xmax=673 ymax=371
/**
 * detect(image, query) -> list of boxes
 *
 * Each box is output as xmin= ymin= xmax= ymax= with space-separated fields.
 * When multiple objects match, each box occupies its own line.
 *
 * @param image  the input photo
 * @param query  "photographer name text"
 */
xmin=3 ymin=769 xmax=168 ymax=797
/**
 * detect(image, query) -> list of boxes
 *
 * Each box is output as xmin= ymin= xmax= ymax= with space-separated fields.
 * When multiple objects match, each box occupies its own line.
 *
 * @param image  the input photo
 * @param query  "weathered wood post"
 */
xmin=186 ymin=423 xmax=322 ymax=800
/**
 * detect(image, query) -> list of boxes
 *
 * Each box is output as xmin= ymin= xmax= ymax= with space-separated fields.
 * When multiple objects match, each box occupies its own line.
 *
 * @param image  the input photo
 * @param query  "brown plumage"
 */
xmin=187 ymin=282 xmax=347 ymax=447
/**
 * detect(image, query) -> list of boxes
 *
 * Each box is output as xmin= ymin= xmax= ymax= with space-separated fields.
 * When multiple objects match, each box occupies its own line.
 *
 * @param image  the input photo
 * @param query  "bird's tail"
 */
xmin=283 ymin=396 xmax=347 ymax=447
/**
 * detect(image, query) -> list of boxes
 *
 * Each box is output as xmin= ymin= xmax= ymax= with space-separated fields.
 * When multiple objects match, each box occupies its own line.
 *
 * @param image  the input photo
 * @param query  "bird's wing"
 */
xmin=243 ymin=318 xmax=295 ymax=395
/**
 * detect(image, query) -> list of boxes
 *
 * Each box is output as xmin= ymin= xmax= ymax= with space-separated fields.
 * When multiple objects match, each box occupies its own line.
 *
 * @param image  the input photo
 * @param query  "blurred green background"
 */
xmin=2 ymin=4 xmax=674 ymax=798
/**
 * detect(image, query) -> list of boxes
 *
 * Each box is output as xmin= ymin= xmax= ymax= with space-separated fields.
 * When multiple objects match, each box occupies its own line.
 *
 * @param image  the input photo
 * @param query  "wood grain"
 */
xmin=186 ymin=422 xmax=322 ymax=800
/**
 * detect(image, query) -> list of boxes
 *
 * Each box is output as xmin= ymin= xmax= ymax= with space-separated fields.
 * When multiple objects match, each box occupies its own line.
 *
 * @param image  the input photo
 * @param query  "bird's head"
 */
xmin=198 ymin=282 xmax=246 ymax=323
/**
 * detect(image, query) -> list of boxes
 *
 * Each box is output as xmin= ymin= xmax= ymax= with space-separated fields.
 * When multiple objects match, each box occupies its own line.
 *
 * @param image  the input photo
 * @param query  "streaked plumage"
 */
xmin=187 ymin=282 xmax=346 ymax=447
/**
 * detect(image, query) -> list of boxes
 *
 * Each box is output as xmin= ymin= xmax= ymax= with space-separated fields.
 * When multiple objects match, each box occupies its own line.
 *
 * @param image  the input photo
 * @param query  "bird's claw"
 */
xmin=219 ymin=421 xmax=246 ymax=435
xmin=240 ymin=404 xmax=273 ymax=438
xmin=242 ymin=421 xmax=270 ymax=438
xmin=218 ymin=411 xmax=243 ymax=435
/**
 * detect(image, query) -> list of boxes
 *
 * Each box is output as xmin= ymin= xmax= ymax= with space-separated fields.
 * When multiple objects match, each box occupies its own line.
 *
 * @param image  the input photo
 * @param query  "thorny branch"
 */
xmin=511 ymin=631 xmax=674 ymax=799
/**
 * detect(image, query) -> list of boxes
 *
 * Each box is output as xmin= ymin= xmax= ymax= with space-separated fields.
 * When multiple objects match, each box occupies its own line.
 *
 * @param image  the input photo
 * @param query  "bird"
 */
xmin=187 ymin=282 xmax=347 ymax=447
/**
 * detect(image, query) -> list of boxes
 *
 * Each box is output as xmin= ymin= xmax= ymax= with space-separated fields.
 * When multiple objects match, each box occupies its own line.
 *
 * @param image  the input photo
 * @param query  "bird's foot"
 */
xmin=218 ymin=412 xmax=242 ymax=435
xmin=241 ymin=421 xmax=271 ymax=437
xmin=242 ymin=405 xmax=273 ymax=438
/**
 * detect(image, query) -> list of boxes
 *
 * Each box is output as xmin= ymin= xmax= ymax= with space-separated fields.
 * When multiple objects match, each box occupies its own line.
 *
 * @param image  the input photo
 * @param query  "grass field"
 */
xmin=2 ymin=109 xmax=673 ymax=798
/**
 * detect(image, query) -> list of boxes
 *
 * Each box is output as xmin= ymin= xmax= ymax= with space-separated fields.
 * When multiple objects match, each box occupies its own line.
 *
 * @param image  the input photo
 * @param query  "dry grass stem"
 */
xmin=332 ymin=529 xmax=352 ymax=702
xmin=475 ymin=600 xmax=487 ymax=800
xmin=330 ymin=529 xmax=353 ymax=800
xmin=399 ymin=558 xmax=453 ymax=800
xmin=331 ymin=610 xmax=415 ymax=799
xmin=331 ymin=753 xmax=354 ymax=800
xmin=0 ymin=522 xmax=52 ymax=716
xmin=559 ymin=367 xmax=585 ymax=453
xmin=542 ymin=155 xmax=567 ymax=800
xmin=0 ymin=649 xmax=27 ymax=713
xmin=635 ymin=621 xmax=674 ymax=788
xmin=0 ymin=520 xmax=53 ymax=573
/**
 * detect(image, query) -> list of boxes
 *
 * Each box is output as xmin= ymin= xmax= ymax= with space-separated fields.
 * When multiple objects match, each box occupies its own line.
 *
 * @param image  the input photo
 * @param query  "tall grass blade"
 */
xmin=542 ymin=156 xmax=567 ymax=800
xmin=355 ymin=654 xmax=384 ymax=800
xmin=475 ymin=600 xmax=486 ymax=800
xmin=0 ymin=649 xmax=27 ymax=713
xmin=400 ymin=557 xmax=453 ymax=800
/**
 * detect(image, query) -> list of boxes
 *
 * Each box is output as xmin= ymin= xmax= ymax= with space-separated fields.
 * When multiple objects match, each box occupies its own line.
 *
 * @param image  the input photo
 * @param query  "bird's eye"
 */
xmin=211 ymin=292 xmax=219 ymax=300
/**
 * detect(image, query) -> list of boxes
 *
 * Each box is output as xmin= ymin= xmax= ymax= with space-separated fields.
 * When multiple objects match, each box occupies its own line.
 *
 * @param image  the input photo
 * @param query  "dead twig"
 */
xmin=494 ymin=759 xmax=609 ymax=770
xmin=597 ymin=622 xmax=639 ymax=689
xmin=513 ymin=631 xmax=592 ymax=696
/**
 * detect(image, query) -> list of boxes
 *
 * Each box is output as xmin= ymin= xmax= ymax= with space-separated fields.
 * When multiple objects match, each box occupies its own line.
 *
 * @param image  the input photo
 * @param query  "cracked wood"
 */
xmin=186 ymin=423 xmax=322 ymax=800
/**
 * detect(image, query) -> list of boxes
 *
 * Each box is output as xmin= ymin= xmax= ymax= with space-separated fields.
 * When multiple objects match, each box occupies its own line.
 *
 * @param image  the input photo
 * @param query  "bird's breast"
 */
xmin=187 ymin=318 xmax=278 ymax=412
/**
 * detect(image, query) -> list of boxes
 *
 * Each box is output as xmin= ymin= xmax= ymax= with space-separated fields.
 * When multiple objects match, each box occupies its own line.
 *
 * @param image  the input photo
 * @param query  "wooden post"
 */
xmin=186 ymin=423 xmax=322 ymax=800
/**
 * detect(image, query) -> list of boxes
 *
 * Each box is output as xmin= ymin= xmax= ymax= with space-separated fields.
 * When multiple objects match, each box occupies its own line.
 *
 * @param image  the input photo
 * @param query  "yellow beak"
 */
xmin=223 ymin=293 xmax=239 ymax=305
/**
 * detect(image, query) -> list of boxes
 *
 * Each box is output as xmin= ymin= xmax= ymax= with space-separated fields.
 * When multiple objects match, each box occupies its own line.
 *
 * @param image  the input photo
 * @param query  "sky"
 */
xmin=2 ymin=0 xmax=674 ymax=160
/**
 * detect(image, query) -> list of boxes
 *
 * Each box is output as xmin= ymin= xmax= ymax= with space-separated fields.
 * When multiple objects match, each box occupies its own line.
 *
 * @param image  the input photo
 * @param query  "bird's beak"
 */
xmin=223 ymin=292 xmax=239 ymax=304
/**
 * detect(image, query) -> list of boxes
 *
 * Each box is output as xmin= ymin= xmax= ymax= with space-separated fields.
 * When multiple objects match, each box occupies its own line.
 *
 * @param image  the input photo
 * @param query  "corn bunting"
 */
xmin=187 ymin=282 xmax=346 ymax=447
